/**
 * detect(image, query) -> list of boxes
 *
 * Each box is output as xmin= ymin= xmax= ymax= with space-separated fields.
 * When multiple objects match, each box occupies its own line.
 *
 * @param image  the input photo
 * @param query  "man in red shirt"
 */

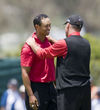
xmin=26 ymin=15 xmax=91 ymax=110
xmin=20 ymin=14 xmax=57 ymax=110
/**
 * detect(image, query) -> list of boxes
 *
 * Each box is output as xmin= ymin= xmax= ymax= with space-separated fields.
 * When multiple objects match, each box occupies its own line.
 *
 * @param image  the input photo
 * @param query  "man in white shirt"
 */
xmin=92 ymin=88 xmax=100 ymax=110
xmin=0 ymin=78 xmax=20 ymax=110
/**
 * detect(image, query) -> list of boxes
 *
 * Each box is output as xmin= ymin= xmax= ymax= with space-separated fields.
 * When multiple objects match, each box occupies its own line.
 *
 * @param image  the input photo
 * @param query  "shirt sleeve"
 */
xmin=36 ymin=39 xmax=68 ymax=58
xmin=0 ymin=91 xmax=8 ymax=107
xmin=20 ymin=44 xmax=34 ymax=67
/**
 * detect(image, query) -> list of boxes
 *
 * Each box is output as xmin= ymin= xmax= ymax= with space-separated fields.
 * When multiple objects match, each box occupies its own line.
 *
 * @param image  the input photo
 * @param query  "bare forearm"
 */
xmin=21 ymin=67 xmax=38 ymax=108
xmin=21 ymin=67 xmax=34 ymax=96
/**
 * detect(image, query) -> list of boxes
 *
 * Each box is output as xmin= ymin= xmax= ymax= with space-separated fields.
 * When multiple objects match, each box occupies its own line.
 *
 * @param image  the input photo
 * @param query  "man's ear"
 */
xmin=35 ymin=24 xmax=39 ymax=30
xmin=67 ymin=23 xmax=70 ymax=29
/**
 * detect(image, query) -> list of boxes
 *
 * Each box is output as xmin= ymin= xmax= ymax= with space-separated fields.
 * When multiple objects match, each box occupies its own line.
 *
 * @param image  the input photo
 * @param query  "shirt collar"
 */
xmin=32 ymin=32 xmax=37 ymax=38
xmin=32 ymin=32 xmax=47 ymax=43
xmin=68 ymin=32 xmax=80 ymax=37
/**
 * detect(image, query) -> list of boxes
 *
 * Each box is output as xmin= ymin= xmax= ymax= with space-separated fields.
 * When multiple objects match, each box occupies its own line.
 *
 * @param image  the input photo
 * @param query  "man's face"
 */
xmin=37 ymin=18 xmax=51 ymax=36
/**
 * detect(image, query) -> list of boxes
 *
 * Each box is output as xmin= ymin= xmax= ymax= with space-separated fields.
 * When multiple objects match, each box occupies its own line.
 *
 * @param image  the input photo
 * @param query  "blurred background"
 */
xmin=0 ymin=0 xmax=100 ymax=109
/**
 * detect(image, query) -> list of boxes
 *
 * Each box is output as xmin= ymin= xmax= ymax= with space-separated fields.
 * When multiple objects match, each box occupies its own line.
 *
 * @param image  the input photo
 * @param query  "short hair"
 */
xmin=33 ymin=14 xmax=48 ymax=27
xmin=71 ymin=25 xmax=82 ymax=31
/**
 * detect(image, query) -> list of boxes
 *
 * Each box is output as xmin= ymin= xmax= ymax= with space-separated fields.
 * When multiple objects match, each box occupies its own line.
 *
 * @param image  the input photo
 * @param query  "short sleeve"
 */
xmin=20 ymin=44 xmax=34 ymax=67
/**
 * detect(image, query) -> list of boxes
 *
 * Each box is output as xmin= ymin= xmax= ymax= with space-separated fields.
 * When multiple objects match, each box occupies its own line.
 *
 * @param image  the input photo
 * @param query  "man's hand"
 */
xmin=46 ymin=36 xmax=57 ymax=44
xmin=21 ymin=66 xmax=38 ymax=109
xmin=26 ymin=37 xmax=40 ymax=54
xmin=29 ymin=95 xmax=39 ymax=110
xmin=26 ymin=37 xmax=35 ymax=46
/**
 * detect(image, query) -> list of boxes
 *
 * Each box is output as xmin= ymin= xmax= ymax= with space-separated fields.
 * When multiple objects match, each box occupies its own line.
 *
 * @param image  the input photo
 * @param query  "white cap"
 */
xmin=19 ymin=85 xmax=25 ymax=93
xmin=8 ymin=78 xmax=18 ymax=86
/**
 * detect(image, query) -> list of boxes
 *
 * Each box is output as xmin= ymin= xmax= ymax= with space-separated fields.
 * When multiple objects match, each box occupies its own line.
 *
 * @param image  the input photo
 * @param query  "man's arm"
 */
xmin=21 ymin=66 xmax=38 ymax=108
xmin=21 ymin=66 xmax=33 ymax=96
xmin=0 ymin=91 xmax=8 ymax=110
xmin=26 ymin=37 xmax=67 ymax=59
xmin=20 ymin=44 xmax=38 ymax=109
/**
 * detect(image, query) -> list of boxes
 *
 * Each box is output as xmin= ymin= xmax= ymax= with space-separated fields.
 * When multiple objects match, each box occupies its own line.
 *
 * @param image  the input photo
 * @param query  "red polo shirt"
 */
xmin=20 ymin=32 xmax=55 ymax=83
xmin=36 ymin=32 xmax=80 ymax=58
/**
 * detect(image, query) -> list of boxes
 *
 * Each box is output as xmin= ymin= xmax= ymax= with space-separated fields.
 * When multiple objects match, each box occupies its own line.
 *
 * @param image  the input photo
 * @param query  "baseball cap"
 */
xmin=8 ymin=78 xmax=18 ymax=86
xmin=64 ymin=15 xmax=83 ymax=28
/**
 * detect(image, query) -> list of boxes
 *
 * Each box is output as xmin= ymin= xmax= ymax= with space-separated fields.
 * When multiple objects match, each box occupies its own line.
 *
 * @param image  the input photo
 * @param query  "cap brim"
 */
xmin=64 ymin=18 xmax=71 ymax=25
xmin=64 ymin=22 xmax=68 ymax=25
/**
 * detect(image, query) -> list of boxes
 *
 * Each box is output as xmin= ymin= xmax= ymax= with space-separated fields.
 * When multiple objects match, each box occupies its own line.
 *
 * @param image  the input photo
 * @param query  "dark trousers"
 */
xmin=57 ymin=85 xmax=91 ymax=110
xmin=25 ymin=82 xmax=57 ymax=110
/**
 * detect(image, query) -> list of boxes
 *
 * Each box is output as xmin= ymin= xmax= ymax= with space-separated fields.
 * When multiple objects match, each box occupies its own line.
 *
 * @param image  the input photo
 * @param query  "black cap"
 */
xmin=64 ymin=15 xmax=83 ymax=28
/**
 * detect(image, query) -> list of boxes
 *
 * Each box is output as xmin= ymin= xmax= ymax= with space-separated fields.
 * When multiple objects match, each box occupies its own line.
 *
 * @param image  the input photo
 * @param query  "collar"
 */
xmin=68 ymin=32 xmax=80 ymax=37
xmin=32 ymin=32 xmax=37 ymax=38
xmin=32 ymin=32 xmax=47 ymax=43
